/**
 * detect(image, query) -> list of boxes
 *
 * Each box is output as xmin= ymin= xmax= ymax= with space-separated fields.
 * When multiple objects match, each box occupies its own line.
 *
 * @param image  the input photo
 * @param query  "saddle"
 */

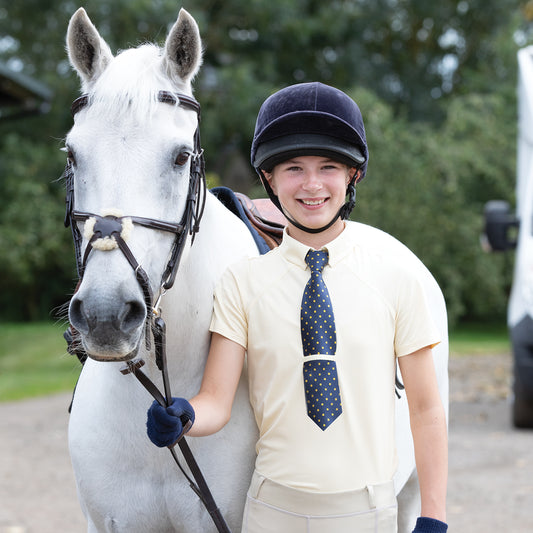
xmin=211 ymin=187 xmax=286 ymax=253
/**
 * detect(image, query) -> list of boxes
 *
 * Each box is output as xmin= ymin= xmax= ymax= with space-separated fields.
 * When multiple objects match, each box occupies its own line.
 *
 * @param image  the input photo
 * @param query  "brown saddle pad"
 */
xmin=235 ymin=193 xmax=287 ymax=249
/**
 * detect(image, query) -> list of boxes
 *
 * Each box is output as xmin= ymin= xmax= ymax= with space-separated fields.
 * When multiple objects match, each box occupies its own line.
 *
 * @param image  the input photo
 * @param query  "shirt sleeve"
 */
xmin=394 ymin=269 xmax=441 ymax=357
xmin=209 ymin=265 xmax=249 ymax=349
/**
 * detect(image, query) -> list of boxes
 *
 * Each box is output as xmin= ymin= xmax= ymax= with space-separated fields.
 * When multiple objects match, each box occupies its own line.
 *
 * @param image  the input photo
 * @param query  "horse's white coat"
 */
xmin=65 ymin=8 xmax=448 ymax=533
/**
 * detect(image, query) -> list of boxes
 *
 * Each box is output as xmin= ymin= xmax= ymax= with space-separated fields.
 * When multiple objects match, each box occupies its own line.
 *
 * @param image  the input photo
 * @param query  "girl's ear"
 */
xmin=348 ymin=167 xmax=361 ymax=185
xmin=263 ymin=171 xmax=276 ymax=194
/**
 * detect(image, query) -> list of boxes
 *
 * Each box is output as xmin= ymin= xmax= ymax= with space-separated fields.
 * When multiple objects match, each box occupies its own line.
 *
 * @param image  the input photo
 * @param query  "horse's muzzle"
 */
xmin=69 ymin=286 xmax=147 ymax=361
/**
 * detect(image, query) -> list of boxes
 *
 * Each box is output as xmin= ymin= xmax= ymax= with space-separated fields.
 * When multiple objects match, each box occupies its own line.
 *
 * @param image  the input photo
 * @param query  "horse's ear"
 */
xmin=163 ymin=9 xmax=203 ymax=85
xmin=66 ymin=8 xmax=113 ymax=91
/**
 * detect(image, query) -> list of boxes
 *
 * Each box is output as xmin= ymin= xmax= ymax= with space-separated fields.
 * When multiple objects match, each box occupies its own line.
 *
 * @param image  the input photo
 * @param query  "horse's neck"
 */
xmin=180 ymin=191 xmax=258 ymax=289
xmin=156 ymin=192 xmax=257 ymax=392
xmin=167 ymin=191 xmax=256 ymax=313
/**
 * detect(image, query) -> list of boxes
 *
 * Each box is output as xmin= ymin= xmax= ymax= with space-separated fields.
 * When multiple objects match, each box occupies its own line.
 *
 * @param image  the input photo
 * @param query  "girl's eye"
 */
xmin=175 ymin=152 xmax=190 ymax=166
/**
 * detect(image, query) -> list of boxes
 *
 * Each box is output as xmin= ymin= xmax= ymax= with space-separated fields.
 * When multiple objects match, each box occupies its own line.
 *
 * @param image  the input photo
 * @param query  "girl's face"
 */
xmin=263 ymin=155 xmax=358 ymax=246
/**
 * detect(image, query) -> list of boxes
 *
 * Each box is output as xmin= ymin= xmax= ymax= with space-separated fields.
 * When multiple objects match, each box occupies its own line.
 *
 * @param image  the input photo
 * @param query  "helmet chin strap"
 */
xmin=261 ymin=172 xmax=357 ymax=235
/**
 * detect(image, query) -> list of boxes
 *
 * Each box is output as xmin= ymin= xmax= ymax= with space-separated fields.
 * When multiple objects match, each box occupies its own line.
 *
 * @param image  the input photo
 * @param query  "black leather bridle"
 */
xmin=64 ymin=91 xmax=231 ymax=533
xmin=65 ymin=91 xmax=206 ymax=300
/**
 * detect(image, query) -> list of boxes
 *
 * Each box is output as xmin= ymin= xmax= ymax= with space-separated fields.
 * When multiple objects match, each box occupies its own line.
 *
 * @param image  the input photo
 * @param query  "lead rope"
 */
xmin=121 ymin=315 xmax=231 ymax=533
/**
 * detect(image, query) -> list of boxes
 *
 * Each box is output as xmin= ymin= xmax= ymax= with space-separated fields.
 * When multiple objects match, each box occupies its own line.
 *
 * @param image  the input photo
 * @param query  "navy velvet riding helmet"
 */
xmin=250 ymin=82 xmax=369 ymax=231
xmin=251 ymin=82 xmax=369 ymax=179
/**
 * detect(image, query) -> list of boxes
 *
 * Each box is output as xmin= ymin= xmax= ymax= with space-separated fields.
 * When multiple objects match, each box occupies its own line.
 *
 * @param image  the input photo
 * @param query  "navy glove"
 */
xmin=146 ymin=397 xmax=195 ymax=448
xmin=412 ymin=517 xmax=448 ymax=533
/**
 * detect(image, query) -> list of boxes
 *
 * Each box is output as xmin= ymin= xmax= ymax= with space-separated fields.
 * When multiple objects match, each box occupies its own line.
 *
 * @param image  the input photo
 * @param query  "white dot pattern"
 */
xmin=301 ymin=250 xmax=342 ymax=430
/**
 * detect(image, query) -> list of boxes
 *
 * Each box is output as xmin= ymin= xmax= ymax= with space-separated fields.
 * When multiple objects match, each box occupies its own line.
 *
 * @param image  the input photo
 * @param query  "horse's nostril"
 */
xmin=119 ymin=301 xmax=146 ymax=333
xmin=69 ymin=297 xmax=90 ymax=335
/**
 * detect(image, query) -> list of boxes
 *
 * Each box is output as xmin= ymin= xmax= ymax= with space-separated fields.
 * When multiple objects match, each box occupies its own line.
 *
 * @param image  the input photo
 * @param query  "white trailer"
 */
xmin=484 ymin=45 xmax=533 ymax=427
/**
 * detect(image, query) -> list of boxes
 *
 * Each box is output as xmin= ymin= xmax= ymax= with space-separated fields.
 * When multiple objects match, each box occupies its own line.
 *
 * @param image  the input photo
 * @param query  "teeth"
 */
xmin=302 ymin=199 xmax=325 ymax=206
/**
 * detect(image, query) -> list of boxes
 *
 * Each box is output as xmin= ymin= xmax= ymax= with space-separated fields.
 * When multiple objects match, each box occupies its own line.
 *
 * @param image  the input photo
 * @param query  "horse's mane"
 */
xmin=86 ymin=44 xmax=192 ymax=119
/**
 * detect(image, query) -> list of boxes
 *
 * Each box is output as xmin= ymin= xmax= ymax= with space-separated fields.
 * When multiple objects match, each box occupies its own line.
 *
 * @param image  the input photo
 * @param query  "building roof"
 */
xmin=0 ymin=61 xmax=53 ymax=120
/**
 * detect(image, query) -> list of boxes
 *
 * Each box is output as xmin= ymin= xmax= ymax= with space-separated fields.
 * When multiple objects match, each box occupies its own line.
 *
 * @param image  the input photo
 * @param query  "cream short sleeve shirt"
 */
xmin=210 ymin=221 xmax=440 ymax=493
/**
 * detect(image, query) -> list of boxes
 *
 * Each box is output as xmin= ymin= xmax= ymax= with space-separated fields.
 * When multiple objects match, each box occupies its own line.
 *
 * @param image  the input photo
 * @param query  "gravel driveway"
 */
xmin=0 ymin=352 xmax=531 ymax=532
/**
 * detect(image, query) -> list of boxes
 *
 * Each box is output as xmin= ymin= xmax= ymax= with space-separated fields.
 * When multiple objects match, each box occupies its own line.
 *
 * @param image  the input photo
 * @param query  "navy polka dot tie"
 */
xmin=301 ymin=249 xmax=342 ymax=430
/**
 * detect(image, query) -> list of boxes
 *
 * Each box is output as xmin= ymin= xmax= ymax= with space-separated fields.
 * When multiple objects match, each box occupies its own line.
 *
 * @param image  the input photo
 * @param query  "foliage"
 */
xmin=0 ymin=132 xmax=77 ymax=320
xmin=0 ymin=0 xmax=532 ymax=323
xmin=351 ymin=88 xmax=514 ymax=324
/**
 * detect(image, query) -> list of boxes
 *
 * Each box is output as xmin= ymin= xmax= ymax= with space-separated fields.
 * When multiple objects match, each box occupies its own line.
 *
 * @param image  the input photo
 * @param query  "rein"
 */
xmin=64 ymin=91 xmax=230 ymax=533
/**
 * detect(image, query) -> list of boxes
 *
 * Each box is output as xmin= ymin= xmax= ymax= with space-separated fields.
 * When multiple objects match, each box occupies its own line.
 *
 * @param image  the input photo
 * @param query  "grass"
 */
xmin=0 ymin=321 xmax=81 ymax=402
xmin=0 ymin=320 xmax=512 ymax=402
xmin=448 ymin=322 xmax=511 ymax=357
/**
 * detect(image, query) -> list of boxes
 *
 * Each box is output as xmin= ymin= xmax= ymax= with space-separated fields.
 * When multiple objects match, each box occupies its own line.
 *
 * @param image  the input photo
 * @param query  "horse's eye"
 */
xmin=174 ymin=152 xmax=190 ymax=167
xmin=65 ymin=147 xmax=76 ymax=166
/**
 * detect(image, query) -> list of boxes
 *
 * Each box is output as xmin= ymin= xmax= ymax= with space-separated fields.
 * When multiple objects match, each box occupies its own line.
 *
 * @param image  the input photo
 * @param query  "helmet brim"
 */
xmin=254 ymin=133 xmax=365 ymax=172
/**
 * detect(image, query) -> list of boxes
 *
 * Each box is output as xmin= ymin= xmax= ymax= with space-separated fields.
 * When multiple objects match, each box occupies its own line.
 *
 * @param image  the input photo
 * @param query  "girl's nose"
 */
xmin=302 ymin=171 xmax=322 ymax=191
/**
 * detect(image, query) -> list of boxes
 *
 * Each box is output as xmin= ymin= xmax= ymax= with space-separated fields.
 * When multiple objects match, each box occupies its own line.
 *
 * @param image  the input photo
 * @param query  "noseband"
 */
xmin=64 ymin=91 xmax=207 ymax=339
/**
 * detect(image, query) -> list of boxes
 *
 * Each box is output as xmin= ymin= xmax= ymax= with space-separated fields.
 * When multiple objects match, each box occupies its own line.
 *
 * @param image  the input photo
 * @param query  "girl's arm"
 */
xmin=398 ymin=346 xmax=448 ymax=523
xmin=146 ymin=332 xmax=246 ymax=446
xmin=187 ymin=332 xmax=246 ymax=436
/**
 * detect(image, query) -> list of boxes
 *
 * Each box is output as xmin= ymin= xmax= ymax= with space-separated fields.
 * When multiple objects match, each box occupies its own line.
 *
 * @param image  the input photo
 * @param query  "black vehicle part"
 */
xmin=510 ymin=314 xmax=533 ymax=428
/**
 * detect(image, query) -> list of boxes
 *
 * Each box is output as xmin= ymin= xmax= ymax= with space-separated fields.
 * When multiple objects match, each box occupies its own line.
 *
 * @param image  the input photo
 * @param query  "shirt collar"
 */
xmin=278 ymin=223 xmax=354 ymax=270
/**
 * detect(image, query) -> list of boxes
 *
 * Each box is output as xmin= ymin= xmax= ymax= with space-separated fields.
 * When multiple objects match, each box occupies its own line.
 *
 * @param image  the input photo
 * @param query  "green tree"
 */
xmin=0 ymin=132 xmax=76 ymax=320
xmin=351 ymin=83 xmax=516 ymax=324
xmin=0 ymin=0 xmax=531 ymax=321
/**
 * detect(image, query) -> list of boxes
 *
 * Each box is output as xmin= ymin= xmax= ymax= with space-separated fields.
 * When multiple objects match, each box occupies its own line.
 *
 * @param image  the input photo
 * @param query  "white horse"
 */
xmin=64 ymin=7 xmax=448 ymax=533
xmin=65 ymin=8 xmax=258 ymax=533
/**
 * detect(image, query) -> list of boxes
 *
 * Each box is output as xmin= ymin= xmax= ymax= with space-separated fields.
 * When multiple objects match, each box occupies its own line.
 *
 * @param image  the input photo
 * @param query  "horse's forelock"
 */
xmin=88 ymin=44 xmax=191 ymax=119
